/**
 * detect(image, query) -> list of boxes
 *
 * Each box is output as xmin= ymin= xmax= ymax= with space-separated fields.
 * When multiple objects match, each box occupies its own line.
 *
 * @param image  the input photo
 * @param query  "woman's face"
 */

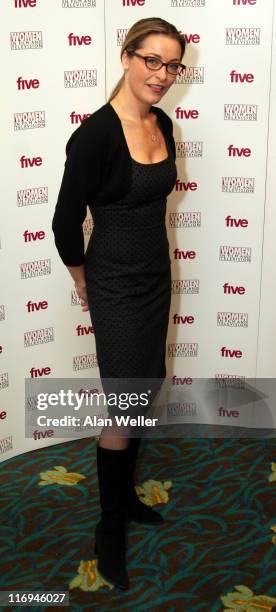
xmin=122 ymin=33 xmax=182 ymax=104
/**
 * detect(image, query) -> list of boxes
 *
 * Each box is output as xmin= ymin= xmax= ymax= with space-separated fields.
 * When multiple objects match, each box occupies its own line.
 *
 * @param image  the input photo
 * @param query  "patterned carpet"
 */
xmin=1 ymin=435 xmax=276 ymax=611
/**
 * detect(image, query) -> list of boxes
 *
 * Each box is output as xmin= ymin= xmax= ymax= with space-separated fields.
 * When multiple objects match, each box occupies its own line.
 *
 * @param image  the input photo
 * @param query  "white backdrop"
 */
xmin=1 ymin=0 xmax=276 ymax=462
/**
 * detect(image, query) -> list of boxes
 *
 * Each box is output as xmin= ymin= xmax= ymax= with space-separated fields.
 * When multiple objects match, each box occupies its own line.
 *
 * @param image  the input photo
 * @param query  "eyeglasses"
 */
xmin=126 ymin=50 xmax=186 ymax=75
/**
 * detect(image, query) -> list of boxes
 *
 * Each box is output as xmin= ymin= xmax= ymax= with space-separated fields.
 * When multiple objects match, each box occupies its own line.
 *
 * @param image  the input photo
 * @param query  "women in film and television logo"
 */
xmin=226 ymin=28 xmax=260 ymax=45
xmin=217 ymin=312 xmax=249 ymax=327
xmin=171 ymin=280 xmax=200 ymax=294
xmin=73 ymin=354 xmax=98 ymax=371
xmin=169 ymin=212 xmax=201 ymax=228
xmin=168 ymin=343 xmax=199 ymax=358
xmin=64 ymin=70 xmax=97 ymax=88
xmin=10 ymin=31 xmax=43 ymax=50
xmin=214 ymin=375 xmax=245 ymax=388
xmin=24 ymin=327 xmax=54 ymax=348
xmin=171 ymin=0 xmax=205 ymax=6
xmin=224 ymin=104 xmax=258 ymax=120
xmin=17 ymin=187 xmax=48 ymax=207
xmin=0 ymin=373 xmax=9 ymax=391
xmin=62 ymin=0 xmax=96 ymax=6
xmin=14 ymin=111 xmax=45 ymax=130
xmin=221 ymin=177 xmax=255 ymax=193
xmin=0 ymin=436 xmax=13 ymax=456
xmin=176 ymin=142 xmax=203 ymax=158
xmin=175 ymin=67 xmax=204 ymax=84
xmin=219 ymin=246 xmax=252 ymax=262
xmin=20 ymin=259 xmax=51 ymax=279
xmin=71 ymin=290 xmax=82 ymax=307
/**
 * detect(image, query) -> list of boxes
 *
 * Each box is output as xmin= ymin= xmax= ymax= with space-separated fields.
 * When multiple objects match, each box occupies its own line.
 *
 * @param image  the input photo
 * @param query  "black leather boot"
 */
xmin=94 ymin=443 xmax=130 ymax=590
xmin=125 ymin=437 xmax=164 ymax=525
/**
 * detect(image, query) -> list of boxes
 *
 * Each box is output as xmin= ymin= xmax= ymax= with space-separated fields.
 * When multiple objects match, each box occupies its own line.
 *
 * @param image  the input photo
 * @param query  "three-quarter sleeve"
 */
xmin=52 ymin=122 xmax=100 ymax=266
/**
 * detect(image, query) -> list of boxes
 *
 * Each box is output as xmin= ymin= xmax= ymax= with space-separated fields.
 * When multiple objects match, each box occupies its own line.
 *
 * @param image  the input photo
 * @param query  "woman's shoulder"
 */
xmin=151 ymin=105 xmax=174 ymax=132
xmin=65 ymin=102 xmax=119 ymax=153
xmin=80 ymin=102 xmax=116 ymax=130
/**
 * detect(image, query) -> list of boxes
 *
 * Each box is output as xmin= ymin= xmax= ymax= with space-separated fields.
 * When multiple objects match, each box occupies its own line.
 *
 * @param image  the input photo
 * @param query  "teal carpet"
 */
xmin=1 ymin=436 xmax=276 ymax=611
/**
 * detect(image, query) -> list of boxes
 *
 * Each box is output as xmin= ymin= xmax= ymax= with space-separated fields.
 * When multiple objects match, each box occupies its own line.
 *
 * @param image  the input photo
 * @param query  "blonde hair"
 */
xmin=108 ymin=17 xmax=186 ymax=102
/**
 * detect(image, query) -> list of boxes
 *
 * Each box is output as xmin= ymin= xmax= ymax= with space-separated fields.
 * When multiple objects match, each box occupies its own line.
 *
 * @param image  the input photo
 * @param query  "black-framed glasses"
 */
xmin=126 ymin=50 xmax=186 ymax=75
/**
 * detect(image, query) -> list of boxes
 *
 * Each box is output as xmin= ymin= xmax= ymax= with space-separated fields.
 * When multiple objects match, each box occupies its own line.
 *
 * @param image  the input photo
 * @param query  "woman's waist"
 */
xmin=84 ymin=256 xmax=171 ymax=288
xmin=89 ymin=199 xmax=167 ymax=229
xmin=85 ymin=234 xmax=170 ymax=270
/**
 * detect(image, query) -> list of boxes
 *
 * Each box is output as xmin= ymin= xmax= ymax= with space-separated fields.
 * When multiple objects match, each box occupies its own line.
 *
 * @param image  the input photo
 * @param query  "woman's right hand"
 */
xmin=75 ymin=282 xmax=89 ymax=312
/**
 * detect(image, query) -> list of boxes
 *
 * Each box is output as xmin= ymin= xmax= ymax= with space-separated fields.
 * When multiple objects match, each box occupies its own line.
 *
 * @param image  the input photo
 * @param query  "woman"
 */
xmin=52 ymin=17 xmax=186 ymax=590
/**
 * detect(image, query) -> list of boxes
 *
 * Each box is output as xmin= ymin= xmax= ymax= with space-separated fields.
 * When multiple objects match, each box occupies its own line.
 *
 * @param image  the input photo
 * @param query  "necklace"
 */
xmin=113 ymin=97 xmax=160 ymax=144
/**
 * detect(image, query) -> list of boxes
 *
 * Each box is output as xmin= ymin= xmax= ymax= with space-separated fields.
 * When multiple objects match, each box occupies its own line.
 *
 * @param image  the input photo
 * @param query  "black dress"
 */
xmin=84 ymin=137 xmax=177 ymax=419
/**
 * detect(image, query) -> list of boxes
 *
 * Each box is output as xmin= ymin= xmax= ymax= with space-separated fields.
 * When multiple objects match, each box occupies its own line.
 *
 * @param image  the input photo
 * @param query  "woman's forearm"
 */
xmin=66 ymin=264 xmax=86 ymax=287
xmin=67 ymin=264 xmax=89 ymax=311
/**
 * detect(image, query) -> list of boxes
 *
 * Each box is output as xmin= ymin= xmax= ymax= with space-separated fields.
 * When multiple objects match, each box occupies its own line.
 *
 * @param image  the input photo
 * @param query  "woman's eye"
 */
xmin=169 ymin=64 xmax=179 ymax=71
xmin=147 ymin=57 xmax=159 ymax=66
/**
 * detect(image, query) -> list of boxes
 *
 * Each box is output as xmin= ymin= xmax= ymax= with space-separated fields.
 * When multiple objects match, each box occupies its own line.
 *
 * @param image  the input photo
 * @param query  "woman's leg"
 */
xmin=99 ymin=425 xmax=130 ymax=449
xmin=94 ymin=441 xmax=130 ymax=589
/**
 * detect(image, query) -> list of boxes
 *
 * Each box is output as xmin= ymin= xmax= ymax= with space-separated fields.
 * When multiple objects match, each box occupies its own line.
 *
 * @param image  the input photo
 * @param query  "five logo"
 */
xmin=233 ymin=0 xmax=256 ymax=4
xmin=223 ymin=283 xmax=245 ymax=294
xmin=68 ymin=33 xmax=92 ymax=45
xmin=20 ymin=156 xmax=42 ymax=168
xmin=27 ymin=300 xmax=48 ymax=312
xmin=175 ymin=107 xmax=199 ymax=119
xmin=173 ymin=314 xmax=195 ymax=324
xmin=175 ymin=180 xmax=197 ymax=192
xmin=174 ymin=249 xmax=196 ymax=260
xmin=122 ymin=0 xmax=145 ymax=5
xmin=225 ymin=215 xmax=248 ymax=227
xmin=76 ymin=325 xmax=94 ymax=335
xmin=30 ymin=366 xmax=51 ymax=378
xmin=230 ymin=70 xmax=254 ymax=83
xmin=14 ymin=0 xmax=37 ymax=8
xmin=23 ymin=230 xmax=45 ymax=242
xmin=17 ymin=77 xmax=40 ymax=90
xmin=70 ymin=111 xmax=92 ymax=124
xmin=228 ymin=145 xmax=251 ymax=157
xmin=220 ymin=347 xmax=242 ymax=358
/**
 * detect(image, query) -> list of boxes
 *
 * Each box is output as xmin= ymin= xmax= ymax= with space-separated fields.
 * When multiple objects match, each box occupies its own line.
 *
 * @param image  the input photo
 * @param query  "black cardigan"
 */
xmin=52 ymin=101 xmax=176 ymax=266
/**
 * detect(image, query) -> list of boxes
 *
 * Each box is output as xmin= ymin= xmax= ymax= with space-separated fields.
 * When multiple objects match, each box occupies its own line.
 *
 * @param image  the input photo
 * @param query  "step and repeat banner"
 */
xmin=1 ymin=0 xmax=276 ymax=462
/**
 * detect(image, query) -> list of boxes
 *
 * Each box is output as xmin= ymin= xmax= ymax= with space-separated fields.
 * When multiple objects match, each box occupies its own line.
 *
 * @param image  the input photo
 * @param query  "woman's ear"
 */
xmin=121 ymin=49 xmax=130 ymax=71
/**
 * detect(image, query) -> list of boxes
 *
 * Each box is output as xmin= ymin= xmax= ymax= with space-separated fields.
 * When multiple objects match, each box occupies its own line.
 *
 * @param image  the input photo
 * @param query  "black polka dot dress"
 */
xmin=84 ymin=140 xmax=177 ymax=408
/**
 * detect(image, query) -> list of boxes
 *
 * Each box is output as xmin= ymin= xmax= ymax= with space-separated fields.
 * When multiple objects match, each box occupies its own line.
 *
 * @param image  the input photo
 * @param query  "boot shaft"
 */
xmin=96 ymin=443 xmax=132 ymax=522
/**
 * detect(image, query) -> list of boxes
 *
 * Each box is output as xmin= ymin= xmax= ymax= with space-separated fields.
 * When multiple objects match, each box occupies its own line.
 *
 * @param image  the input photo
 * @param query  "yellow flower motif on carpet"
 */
xmin=268 ymin=462 xmax=276 ymax=483
xmin=221 ymin=584 xmax=276 ymax=610
xmin=135 ymin=479 xmax=172 ymax=506
xmin=38 ymin=465 xmax=86 ymax=486
xmin=69 ymin=560 xmax=114 ymax=592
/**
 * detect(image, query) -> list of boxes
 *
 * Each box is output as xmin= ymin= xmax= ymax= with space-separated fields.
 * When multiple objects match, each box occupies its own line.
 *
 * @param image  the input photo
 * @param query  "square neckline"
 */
xmin=108 ymin=101 xmax=170 ymax=165
xmin=131 ymin=154 xmax=169 ymax=166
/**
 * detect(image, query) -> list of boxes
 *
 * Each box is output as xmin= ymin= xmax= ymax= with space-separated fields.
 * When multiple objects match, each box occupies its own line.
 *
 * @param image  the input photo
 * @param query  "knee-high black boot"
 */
xmin=94 ymin=443 xmax=130 ymax=590
xmin=125 ymin=437 xmax=164 ymax=525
